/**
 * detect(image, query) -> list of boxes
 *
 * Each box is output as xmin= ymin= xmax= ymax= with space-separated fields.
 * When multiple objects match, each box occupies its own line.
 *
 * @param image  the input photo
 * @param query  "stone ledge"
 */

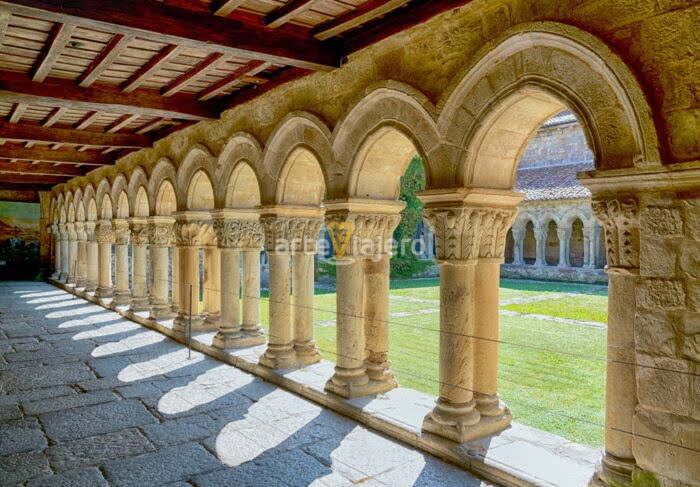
xmin=50 ymin=279 xmax=599 ymax=487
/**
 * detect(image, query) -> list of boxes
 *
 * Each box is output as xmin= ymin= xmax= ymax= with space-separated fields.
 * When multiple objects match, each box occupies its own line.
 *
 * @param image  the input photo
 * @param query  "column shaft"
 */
xmin=241 ymin=249 xmax=265 ymax=343
xmin=203 ymin=246 xmax=221 ymax=328
xmin=96 ymin=242 xmax=113 ymax=298
xmin=363 ymin=255 xmax=396 ymax=385
xmin=86 ymin=241 xmax=98 ymax=292
xmin=293 ymin=252 xmax=320 ymax=365
xmin=260 ymin=252 xmax=296 ymax=369
xmin=113 ymin=243 xmax=131 ymax=305
xmin=150 ymin=245 xmax=172 ymax=319
xmin=130 ymin=244 xmax=149 ymax=310
xmin=61 ymin=235 xmax=69 ymax=280
xmin=171 ymin=247 xmax=179 ymax=313
xmin=213 ymin=248 xmax=241 ymax=348
xmin=174 ymin=245 xmax=203 ymax=333
xmin=76 ymin=238 xmax=87 ymax=287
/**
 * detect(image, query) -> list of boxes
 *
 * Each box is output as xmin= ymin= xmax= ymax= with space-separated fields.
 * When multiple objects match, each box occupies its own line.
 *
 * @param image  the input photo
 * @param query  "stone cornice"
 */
xmin=260 ymin=216 xmax=323 ymax=253
xmin=418 ymin=187 xmax=524 ymax=209
xmin=578 ymin=163 xmax=700 ymax=195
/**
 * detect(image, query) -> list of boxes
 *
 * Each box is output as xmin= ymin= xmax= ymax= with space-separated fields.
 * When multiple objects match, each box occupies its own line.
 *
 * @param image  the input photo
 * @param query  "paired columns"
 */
xmin=85 ymin=222 xmax=98 ymax=292
xmin=590 ymin=197 xmax=640 ymax=486
xmin=112 ymin=219 xmax=131 ymax=306
xmin=557 ymin=227 xmax=571 ymax=267
xmin=324 ymin=200 xmax=402 ymax=398
xmin=259 ymin=207 xmax=323 ymax=369
xmin=419 ymin=189 xmax=521 ymax=443
xmin=129 ymin=219 xmax=150 ymax=311
xmin=534 ymin=225 xmax=548 ymax=266
xmin=51 ymin=224 xmax=61 ymax=279
xmin=149 ymin=216 xmax=176 ymax=319
xmin=511 ymin=225 xmax=525 ymax=265
xmin=74 ymin=222 xmax=87 ymax=287
xmin=211 ymin=210 xmax=266 ymax=349
xmin=66 ymin=223 xmax=78 ymax=283
xmin=94 ymin=220 xmax=114 ymax=298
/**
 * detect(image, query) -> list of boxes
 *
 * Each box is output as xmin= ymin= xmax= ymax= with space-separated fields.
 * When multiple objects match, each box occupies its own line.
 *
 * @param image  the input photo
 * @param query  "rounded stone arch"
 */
xmin=73 ymin=188 xmax=83 ymax=216
xmin=148 ymin=157 xmax=177 ymax=212
xmin=331 ymin=85 xmax=446 ymax=199
xmin=128 ymin=167 xmax=151 ymax=217
xmin=65 ymin=192 xmax=75 ymax=222
xmin=224 ymin=161 xmax=262 ymax=209
xmin=154 ymin=180 xmax=177 ymax=216
xmin=95 ymin=180 xmax=112 ymax=219
xmin=438 ymin=22 xmax=661 ymax=190
xmin=110 ymin=173 xmax=129 ymax=218
xmin=176 ymin=144 xmax=217 ymax=211
xmin=261 ymin=112 xmax=331 ymax=206
xmin=214 ymin=132 xmax=263 ymax=208
xmin=561 ymin=210 xmax=591 ymax=230
xmin=59 ymin=205 xmax=67 ymax=224
xmin=82 ymin=184 xmax=96 ymax=220
xmin=76 ymin=200 xmax=86 ymax=222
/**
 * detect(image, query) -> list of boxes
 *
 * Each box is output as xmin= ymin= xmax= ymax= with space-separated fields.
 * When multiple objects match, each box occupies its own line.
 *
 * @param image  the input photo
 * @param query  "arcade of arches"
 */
xmin=40 ymin=6 xmax=699 ymax=487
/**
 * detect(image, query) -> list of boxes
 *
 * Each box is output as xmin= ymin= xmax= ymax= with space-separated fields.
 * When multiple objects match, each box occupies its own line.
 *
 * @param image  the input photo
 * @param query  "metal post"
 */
xmin=188 ymin=283 xmax=193 ymax=359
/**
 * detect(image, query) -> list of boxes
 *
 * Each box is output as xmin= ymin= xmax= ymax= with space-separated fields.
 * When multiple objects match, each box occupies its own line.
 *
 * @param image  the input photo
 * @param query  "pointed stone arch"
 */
xmin=128 ymin=167 xmax=151 ymax=217
xmin=96 ymin=179 xmax=112 ymax=219
xmin=110 ymin=173 xmax=129 ymax=218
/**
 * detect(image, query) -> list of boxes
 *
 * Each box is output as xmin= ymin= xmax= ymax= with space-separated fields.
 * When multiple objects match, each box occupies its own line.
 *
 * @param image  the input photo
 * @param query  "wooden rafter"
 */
xmin=2 ymin=0 xmax=340 ymax=71
xmin=0 ymin=70 xmax=218 ymax=121
xmin=74 ymin=111 xmax=102 ymax=131
xmin=0 ymin=145 xmax=113 ymax=165
xmin=266 ymin=0 xmax=319 ymax=28
xmin=122 ymin=45 xmax=182 ymax=93
xmin=0 ymin=173 xmax=72 ymax=184
xmin=9 ymin=103 xmax=28 ymax=124
xmin=0 ymin=160 xmax=88 ymax=177
xmin=0 ymin=121 xmax=151 ymax=148
xmin=212 ymin=0 xmax=249 ymax=17
xmin=32 ymin=22 xmax=77 ymax=82
xmin=222 ymin=66 xmax=310 ymax=109
xmin=0 ymin=188 xmax=41 ymax=202
xmin=161 ymin=52 xmax=226 ymax=97
xmin=78 ymin=33 xmax=133 ymax=88
xmin=135 ymin=118 xmax=167 ymax=134
xmin=311 ymin=0 xmax=409 ymax=40
xmin=198 ymin=60 xmax=269 ymax=101
xmin=106 ymin=114 xmax=141 ymax=133
xmin=0 ymin=11 xmax=10 ymax=48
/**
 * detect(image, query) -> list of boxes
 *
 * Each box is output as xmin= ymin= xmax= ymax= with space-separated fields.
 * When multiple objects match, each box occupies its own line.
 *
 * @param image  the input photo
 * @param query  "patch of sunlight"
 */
xmin=59 ymin=312 xmax=121 ymax=329
xmin=72 ymin=321 xmax=141 ymax=340
xmin=46 ymin=305 xmax=106 ymax=319
xmin=157 ymin=364 xmax=254 ymax=415
xmin=37 ymin=299 xmax=89 ymax=309
xmin=92 ymin=331 xmax=166 ymax=358
xmin=117 ymin=348 xmax=205 ymax=382
xmin=19 ymin=290 xmax=65 ymax=298
xmin=215 ymin=390 xmax=321 ymax=467
xmin=27 ymin=294 xmax=75 ymax=304
xmin=13 ymin=289 xmax=47 ymax=295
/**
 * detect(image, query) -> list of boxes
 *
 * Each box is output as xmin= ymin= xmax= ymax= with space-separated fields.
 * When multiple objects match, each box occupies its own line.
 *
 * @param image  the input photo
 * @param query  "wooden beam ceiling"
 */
xmin=312 ymin=0 xmax=409 ymax=40
xmin=1 ymin=0 xmax=340 ymax=71
xmin=266 ymin=0 xmax=319 ymax=29
xmin=161 ymin=52 xmax=227 ymax=97
xmin=212 ymin=0 xmax=247 ymax=17
xmin=122 ymin=45 xmax=182 ymax=93
xmin=198 ymin=60 xmax=269 ymax=101
xmin=78 ymin=33 xmax=133 ymax=88
xmin=0 ymin=188 xmax=41 ymax=202
xmin=0 ymin=146 xmax=114 ymax=166
xmin=32 ymin=22 xmax=77 ymax=82
xmin=0 ymin=161 xmax=89 ymax=177
xmin=0 ymin=121 xmax=151 ymax=148
xmin=0 ymin=70 xmax=218 ymax=121
xmin=0 ymin=173 xmax=72 ymax=185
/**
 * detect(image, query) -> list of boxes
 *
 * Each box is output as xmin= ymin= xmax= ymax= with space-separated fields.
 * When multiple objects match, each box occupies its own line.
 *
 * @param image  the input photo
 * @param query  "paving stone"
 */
xmin=103 ymin=442 xmax=223 ymax=487
xmin=27 ymin=467 xmax=109 ymax=487
xmin=0 ymin=450 xmax=51 ymax=485
xmin=40 ymin=399 xmax=158 ymax=441
xmin=141 ymin=414 xmax=219 ymax=447
xmin=373 ymin=456 xmax=489 ymax=487
xmin=23 ymin=390 xmax=118 ymax=415
xmin=0 ymin=337 xmax=39 ymax=346
xmin=87 ymin=356 xmax=131 ymax=378
xmin=115 ymin=381 xmax=163 ymax=399
xmin=0 ymin=417 xmax=48 ymax=455
xmin=0 ymin=385 xmax=76 ymax=406
xmin=74 ymin=376 xmax=128 ymax=392
xmin=0 ymin=363 xmax=95 ymax=393
xmin=194 ymin=448 xmax=332 ymax=487
xmin=46 ymin=428 xmax=155 ymax=473
xmin=12 ymin=341 xmax=52 ymax=352
xmin=0 ymin=403 xmax=22 ymax=420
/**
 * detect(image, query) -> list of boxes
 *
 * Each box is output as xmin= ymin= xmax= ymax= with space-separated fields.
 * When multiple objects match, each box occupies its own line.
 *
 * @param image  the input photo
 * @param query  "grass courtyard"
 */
xmin=257 ymin=278 xmax=608 ymax=448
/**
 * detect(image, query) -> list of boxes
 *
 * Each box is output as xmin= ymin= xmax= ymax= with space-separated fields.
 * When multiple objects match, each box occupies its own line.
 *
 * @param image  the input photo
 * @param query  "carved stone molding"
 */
xmin=423 ymin=207 xmax=487 ymax=263
xmin=85 ymin=221 xmax=96 ymax=241
xmin=74 ymin=222 xmax=87 ymax=241
xmin=149 ymin=222 xmax=175 ymax=247
xmin=213 ymin=218 xmax=264 ymax=249
xmin=174 ymin=220 xmax=209 ymax=247
xmin=479 ymin=208 xmax=517 ymax=260
xmin=591 ymin=197 xmax=640 ymax=272
xmin=260 ymin=217 xmax=323 ymax=253
xmin=325 ymin=212 xmax=400 ymax=257
xmin=95 ymin=221 xmax=115 ymax=243
xmin=130 ymin=222 xmax=150 ymax=245
xmin=112 ymin=220 xmax=131 ymax=245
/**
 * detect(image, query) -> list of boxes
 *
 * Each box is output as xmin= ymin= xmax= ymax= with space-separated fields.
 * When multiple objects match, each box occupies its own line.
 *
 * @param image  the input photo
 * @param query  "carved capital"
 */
xmin=149 ymin=221 xmax=175 ymax=247
xmin=213 ymin=218 xmax=264 ymax=249
xmin=112 ymin=220 xmax=130 ymax=245
xmin=66 ymin=223 xmax=77 ymax=240
xmin=478 ymin=208 xmax=517 ymax=259
xmin=95 ymin=220 xmax=115 ymax=243
xmin=423 ymin=207 xmax=493 ymax=263
xmin=74 ymin=222 xmax=87 ymax=241
xmin=84 ymin=221 xmax=96 ymax=241
xmin=325 ymin=212 xmax=400 ymax=257
xmin=175 ymin=220 xmax=208 ymax=247
xmin=591 ymin=197 xmax=640 ymax=272
xmin=261 ymin=217 xmax=323 ymax=253
xmin=130 ymin=222 xmax=150 ymax=245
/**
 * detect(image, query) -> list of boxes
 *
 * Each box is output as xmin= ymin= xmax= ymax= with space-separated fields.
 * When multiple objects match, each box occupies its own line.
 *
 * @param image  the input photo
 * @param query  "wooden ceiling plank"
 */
xmin=122 ymin=44 xmax=182 ymax=93
xmin=42 ymin=106 xmax=68 ymax=127
xmin=0 ymin=160 xmax=87 ymax=176
xmin=9 ymin=102 xmax=28 ymax=123
xmin=0 ymin=120 xmax=151 ymax=148
xmin=0 ymin=173 xmax=72 ymax=184
xmin=135 ymin=117 xmax=166 ymax=134
xmin=0 ymin=188 xmax=41 ymax=202
xmin=311 ymin=0 xmax=409 ymax=40
xmin=1 ymin=0 xmax=340 ymax=71
xmin=32 ymin=22 xmax=77 ymax=81
xmin=0 ymin=145 xmax=114 ymax=165
xmin=212 ymin=0 xmax=251 ymax=17
xmin=0 ymin=70 xmax=218 ymax=120
xmin=266 ymin=0 xmax=320 ymax=29
xmin=74 ymin=111 xmax=102 ymax=130
xmin=78 ymin=33 xmax=133 ymax=87
xmin=161 ymin=52 xmax=225 ymax=97
xmin=106 ymin=113 xmax=140 ymax=133
xmin=0 ymin=11 xmax=11 ymax=48
xmin=198 ymin=59 xmax=268 ymax=101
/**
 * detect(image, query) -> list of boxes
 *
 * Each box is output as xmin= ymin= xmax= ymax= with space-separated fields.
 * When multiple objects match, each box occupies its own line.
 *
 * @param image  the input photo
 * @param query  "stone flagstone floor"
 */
xmin=0 ymin=281 xmax=492 ymax=487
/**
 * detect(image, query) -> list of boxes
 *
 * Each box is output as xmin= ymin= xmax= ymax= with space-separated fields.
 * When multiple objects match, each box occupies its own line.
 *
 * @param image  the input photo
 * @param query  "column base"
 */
xmin=294 ymin=340 xmax=321 ymax=366
xmin=150 ymin=303 xmax=176 ymax=320
xmin=59 ymin=272 xmax=68 ymax=281
xmin=94 ymin=286 xmax=113 ymax=298
xmin=213 ymin=329 xmax=266 ymax=349
xmin=259 ymin=343 xmax=298 ymax=370
xmin=111 ymin=291 xmax=131 ymax=306
xmin=324 ymin=364 xmax=396 ymax=399
xmin=204 ymin=312 xmax=221 ymax=329
xmin=84 ymin=281 xmax=97 ymax=293
xmin=475 ymin=393 xmax=510 ymax=418
xmin=75 ymin=278 xmax=86 ymax=288
xmin=129 ymin=296 xmax=151 ymax=311
xmin=173 ymin=313 xmax=205 ymax=335
xmin=422 ymin=399 xmax=482 ymax=443
xmin=590 ymin=452 xmax=635 ymax=487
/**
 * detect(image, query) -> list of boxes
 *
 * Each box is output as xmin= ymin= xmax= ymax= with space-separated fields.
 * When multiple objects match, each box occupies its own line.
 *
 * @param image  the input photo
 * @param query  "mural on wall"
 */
xmin=0 ymin=201 xmax=40 ymax=280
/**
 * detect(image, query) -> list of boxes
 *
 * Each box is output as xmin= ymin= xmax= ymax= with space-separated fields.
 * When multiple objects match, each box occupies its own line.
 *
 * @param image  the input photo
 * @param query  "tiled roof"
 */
xmin=542 ymin=109 xmax=577 ymax=127
xmin=516 ymin=162 xmax=594 ymax=202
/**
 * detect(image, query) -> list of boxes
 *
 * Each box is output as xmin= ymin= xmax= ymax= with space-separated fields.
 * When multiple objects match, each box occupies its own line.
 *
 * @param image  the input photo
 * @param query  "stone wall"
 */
xmin=519 ymin=120 xmax=594 ymax=169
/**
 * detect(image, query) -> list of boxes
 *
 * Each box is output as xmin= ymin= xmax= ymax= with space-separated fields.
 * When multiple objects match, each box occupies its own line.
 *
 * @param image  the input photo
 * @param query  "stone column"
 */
xmin=241 ymin=247 xmax=265 ymax=343
xmin=583 ymin=226 xmax=593 ymax=268
xmin=52 ymin=224 xmax=61 ymax=279
xmin=112 ymin=219 xmax=131 ymax=305
xmin=171 ymin=246 xmax=179 ymax=313
xmin=557 ymin=227 xmax=571 ymax=267
xmin=85 ymin=222 xmax=98 ymax=292
xmin=592 ymin=225 xmax=603 ymax=268
xmin=473 ymin=208 xmax=518 ymax=427
xmin=94 ymin=220 xmax=114 ymax=298
xmin=292 ymin=218 xmax=323 ymax=365
xmin=511 ymin=225 xmax=525 ymax=265
xmin=591 ymin=198 xmax=640 ymax=487
xmin=75 ymin=222 xmax=87 ymax=287
xmin=534 ymin=226 xmax=548 ymax=266
xmin=203 ymin=242 xmax=221 ymax=329
xmin=59 ymin=223 xmax=69 ymax=281
xmin=66 ymin=223 xmax=77 ymax=283
xmin=173 ymin=215 xmax=208 ymax=335
xmin=211 ymin=212 xmax=266 ymax=349
xmin=129 ymin=219 xmax=150 ymax=311
xmin=324 ymin=201 xmax=402 ymax=398
xmin=148 ymin=217 xmax=175 ymax=319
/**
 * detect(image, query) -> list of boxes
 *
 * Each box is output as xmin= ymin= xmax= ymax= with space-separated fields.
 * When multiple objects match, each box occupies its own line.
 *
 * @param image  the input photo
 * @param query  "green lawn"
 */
xmin=256 ymin=277 xmax=608 ymax=448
